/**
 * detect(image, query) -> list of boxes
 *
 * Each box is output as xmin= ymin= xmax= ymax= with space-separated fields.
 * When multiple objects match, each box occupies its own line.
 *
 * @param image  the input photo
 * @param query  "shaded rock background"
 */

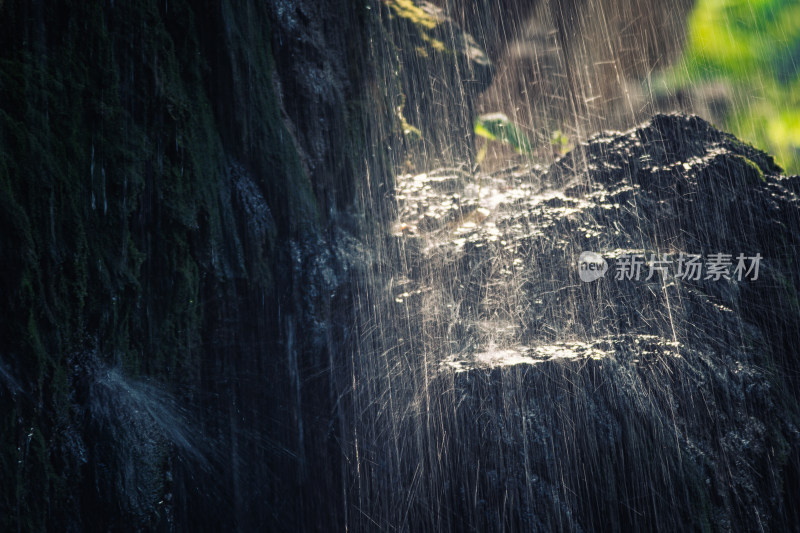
xmin=377 ymin=0 xmax=495 ymax=165
xmin=428 ymin=0 xmax=698 ymax=166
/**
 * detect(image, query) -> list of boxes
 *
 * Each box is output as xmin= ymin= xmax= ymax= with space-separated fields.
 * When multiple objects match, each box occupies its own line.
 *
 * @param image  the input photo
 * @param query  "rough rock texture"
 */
xmin=0 ymin=0 xmax=395 ymax=530
xmin=370 ymin=114 xmax=800 ymax=531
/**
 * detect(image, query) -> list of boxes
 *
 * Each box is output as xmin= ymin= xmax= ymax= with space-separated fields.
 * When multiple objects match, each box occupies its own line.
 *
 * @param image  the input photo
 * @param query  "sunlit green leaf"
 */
xmin=474 ymin=113 xmax=533 ymax=154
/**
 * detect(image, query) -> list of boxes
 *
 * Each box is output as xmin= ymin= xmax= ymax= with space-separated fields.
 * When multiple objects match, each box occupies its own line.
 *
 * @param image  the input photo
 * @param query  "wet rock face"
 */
xmin=380 ymin=0 xmax=494 ymax=162
xmin=379 ymin=114 xmax=800 ymax=531
xmin=0 ymin=0 xmax=388 ymax=530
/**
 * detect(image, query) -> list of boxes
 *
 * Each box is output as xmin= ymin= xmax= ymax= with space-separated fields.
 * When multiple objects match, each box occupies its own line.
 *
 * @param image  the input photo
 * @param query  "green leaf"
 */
xmin=474 ymin=113 xmax=533 ymax=154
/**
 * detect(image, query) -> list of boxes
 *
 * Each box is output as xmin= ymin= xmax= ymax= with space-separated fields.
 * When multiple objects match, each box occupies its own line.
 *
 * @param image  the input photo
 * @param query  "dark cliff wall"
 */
xmin=0 ymin=1 xmax=396 ymax=530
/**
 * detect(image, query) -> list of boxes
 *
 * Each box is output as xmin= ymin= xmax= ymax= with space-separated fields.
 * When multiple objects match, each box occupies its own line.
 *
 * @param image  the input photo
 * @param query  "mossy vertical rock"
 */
xmin=0 ymin=0 xmax=394 ymax=530
xmin=379 ymin=0 xmax=494 ymax=163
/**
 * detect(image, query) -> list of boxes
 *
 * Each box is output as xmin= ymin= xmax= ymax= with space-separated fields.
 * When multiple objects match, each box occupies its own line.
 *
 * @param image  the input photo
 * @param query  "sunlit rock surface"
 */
xmin=382 ymin=114 xmax=800 ymax=531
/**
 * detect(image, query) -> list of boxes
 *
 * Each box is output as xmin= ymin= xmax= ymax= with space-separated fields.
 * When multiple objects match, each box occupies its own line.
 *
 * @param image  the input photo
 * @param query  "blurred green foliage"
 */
xmin=550 ymin=130 xmax=571 ymax=157
xmin=666 ymin=0 xmax=800 ymax=173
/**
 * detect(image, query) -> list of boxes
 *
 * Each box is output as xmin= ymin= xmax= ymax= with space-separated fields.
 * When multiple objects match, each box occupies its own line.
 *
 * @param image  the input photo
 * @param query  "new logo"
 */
xmin=578 ymin=251 xmax=608 ymax=282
